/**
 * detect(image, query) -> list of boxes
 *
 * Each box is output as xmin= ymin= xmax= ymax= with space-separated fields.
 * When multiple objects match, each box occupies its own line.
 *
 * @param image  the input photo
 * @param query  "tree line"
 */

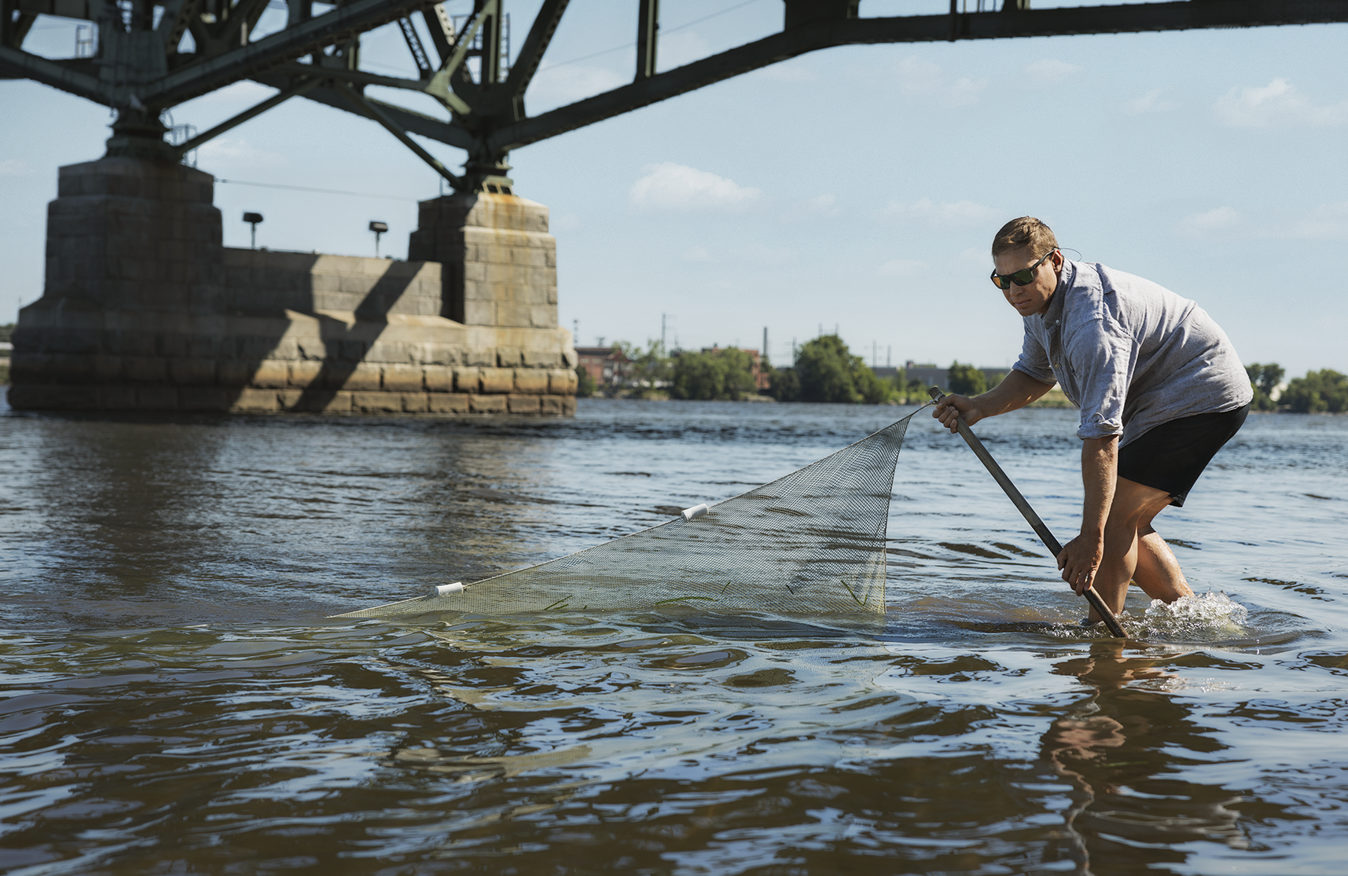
xmin=1247 ymin=363 xmax=1348 ymax=413
xmin=575 ymin=335 xmax=1003 ymax=404
xmin=576 ymin=336 xmax=1346 ymax=414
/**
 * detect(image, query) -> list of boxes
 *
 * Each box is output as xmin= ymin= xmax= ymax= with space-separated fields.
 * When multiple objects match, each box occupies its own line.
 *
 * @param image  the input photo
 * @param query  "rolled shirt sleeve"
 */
xmin=1009 ymin=259 xmax=1252 ymax=446
xmin=1065 ymin=317 xmax=1133 ymax=441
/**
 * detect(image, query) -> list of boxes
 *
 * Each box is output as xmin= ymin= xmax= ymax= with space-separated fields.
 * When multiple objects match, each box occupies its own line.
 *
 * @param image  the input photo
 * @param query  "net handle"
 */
xmin=928 ymin=387 xmax=1126 ymax=638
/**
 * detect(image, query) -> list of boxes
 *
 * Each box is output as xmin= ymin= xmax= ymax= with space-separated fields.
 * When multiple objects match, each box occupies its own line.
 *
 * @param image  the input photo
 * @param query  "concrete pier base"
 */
xmin=10 ymin=157 xmax=577 ymax=415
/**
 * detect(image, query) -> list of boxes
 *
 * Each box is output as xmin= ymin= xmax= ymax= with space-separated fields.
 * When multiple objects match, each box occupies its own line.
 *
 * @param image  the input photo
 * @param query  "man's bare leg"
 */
xmin=1131 ymin=527 xmax=1194 ymax=603
xmin=1088 ymin=479 xmax=1175 ymax=618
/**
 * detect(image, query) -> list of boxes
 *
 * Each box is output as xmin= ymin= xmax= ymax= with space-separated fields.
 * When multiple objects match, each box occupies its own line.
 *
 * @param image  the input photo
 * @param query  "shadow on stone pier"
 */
xmin=10 ymin=157 xmax=577 ymax=416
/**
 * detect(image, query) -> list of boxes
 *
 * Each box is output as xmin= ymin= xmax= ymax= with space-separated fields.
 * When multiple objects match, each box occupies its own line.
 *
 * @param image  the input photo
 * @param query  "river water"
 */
xmin=2 ymin=391 xmax=1346 ymax=875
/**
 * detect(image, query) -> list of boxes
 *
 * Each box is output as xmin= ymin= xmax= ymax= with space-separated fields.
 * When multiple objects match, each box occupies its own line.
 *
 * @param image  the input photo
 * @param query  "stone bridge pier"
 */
xmin=8 ymin=154 xmax=577 ymax=416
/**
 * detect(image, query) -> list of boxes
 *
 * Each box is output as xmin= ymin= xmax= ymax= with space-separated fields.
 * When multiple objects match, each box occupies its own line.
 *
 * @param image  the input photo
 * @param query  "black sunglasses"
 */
xmin=990 ymin=249 xmax=1057 ymax=290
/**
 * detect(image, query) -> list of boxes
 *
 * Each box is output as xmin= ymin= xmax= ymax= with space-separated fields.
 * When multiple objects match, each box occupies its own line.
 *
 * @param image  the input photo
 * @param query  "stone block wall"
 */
xmin=10 ymin=157 xmax=577 ymax=416
xmin=408 ymin=193 xmax=558 ymax=328
xmin=221 ymin=251 xmax=446 ymax=317
xmin=44 ymin=157 xmax=222 ymax=313
xmin=9 ymin=305 xmax=577 ymax=414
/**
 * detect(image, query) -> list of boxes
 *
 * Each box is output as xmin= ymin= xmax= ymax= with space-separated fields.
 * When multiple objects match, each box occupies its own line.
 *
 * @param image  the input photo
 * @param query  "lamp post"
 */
xmin=369 ymin=221 xmax=388 ymax=257
xmin=243 ymin=212 xmax=263 ymax=250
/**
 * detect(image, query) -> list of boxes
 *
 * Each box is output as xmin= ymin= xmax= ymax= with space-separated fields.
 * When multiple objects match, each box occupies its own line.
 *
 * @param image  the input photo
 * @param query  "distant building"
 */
xmin=575 ymin=346 xmax=630 ymax=388
xmin=701 ymin=346 xmax=770 ymax=391
xmin=902 ymin=362 xmax=1017 ymax=391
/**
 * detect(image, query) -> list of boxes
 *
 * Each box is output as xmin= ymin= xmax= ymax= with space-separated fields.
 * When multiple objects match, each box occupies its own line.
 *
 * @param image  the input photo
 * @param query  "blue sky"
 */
xmin=3 ymin=0 xmax=1346 ymax=377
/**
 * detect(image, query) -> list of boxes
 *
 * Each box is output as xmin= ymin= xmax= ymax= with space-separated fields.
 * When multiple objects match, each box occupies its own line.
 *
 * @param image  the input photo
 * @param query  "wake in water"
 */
xmin=1133 ymin=591 xmax=1252 ymax=642
xmin=1039 ymin=591 xmax=1253 ymax=642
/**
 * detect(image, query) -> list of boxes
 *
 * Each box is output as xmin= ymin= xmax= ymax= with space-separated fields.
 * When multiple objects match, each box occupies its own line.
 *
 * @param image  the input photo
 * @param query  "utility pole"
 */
xmin=762 ymin=326 xmax=768 ymax=362
xmin=662 ymin=313 xmax=667 ymax=351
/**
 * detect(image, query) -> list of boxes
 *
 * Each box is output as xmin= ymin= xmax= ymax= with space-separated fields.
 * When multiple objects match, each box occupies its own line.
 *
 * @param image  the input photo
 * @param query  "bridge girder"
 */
xmin=4 ymin=0 xmax=1348 ymax=191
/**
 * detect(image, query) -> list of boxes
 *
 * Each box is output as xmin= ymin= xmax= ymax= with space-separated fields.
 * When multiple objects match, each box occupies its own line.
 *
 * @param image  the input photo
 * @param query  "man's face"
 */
xmin=994 ymin=246 xmax=1061 ymax=317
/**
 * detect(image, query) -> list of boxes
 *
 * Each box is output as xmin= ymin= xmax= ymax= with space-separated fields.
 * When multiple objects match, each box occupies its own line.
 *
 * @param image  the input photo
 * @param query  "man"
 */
xmin=933 ymin=217 xmax=1252 ymax=621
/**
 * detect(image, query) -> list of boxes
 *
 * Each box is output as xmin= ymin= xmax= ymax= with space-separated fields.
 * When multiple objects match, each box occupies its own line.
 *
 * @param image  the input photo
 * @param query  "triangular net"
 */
xmin=338 ymin=412 xmax=917 ymax=619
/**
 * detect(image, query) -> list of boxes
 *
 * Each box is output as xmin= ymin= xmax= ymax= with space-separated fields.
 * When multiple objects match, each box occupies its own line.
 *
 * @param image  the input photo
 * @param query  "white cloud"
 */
xmin=1214 ymin=78 xmax=1348 ymax=128
xmin=884 ymin=197 xmax=997 ymax=226
xmin=1186 ymin=203 xmax=1348 ymax=240
xmin=656 ymin=32 xmax=712 ymax=71
xmin=779 ymin=193 xmax=843 ymax=222
xmin=854 ymin=56 xmax=987 ymax=107
xmin=749 ymin=59 xmax=818 ymax=84
xmin=630 ymin=162 xmax=761 ymax=211
xmin=1283 ymin=202 xmax=1348 ymax=240
xmin=1022 ymin=59 xmax=1082 ymax=86
xmin=878 ymin=258 xmax=927 ymax=277
xmin=0 ymin=159 xmax=32 ymax=177
xmin=683 ymin=246 xmax=712 ymax=262
xmin=1123 ymin=88 xmax=1177 ymax=115
xmin=806 ymin=194 xmax=840 ymax=216
xmin=191 ymin=80 xmax=278 ymax=107
xmin=1181 ymin=206 xmax=1242 ymax=233
xmin=526 ymin=61 xmax=628 ymax=110
xmin=196 ymin=137 xmax=286 ymax=168
xmin=749 ymin=245 xmax=794 ymax=266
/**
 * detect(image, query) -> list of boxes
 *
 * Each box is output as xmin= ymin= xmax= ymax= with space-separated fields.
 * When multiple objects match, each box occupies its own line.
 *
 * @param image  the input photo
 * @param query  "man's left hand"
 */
xmin=1057 ymin=534 xmax=1104 ymax=594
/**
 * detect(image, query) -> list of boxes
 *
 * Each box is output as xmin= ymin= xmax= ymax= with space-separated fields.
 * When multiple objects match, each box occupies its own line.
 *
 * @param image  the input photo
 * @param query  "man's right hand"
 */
xmin=933 ymin=394 xmax=982 ymax=433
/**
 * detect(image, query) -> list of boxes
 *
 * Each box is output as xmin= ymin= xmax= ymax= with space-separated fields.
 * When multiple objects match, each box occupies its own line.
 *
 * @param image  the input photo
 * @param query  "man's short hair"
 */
xmin=992 ymin=217 xmax=1059 ymax=259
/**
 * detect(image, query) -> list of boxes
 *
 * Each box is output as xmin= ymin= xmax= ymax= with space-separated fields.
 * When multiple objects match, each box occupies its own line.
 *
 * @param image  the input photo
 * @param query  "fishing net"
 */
xmin=338 ymin=410 xmax=921 ymax=620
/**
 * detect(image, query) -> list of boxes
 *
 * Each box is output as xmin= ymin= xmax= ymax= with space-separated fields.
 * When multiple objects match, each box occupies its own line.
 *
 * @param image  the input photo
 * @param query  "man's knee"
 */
xmin=1110 ymin=478 xmax=1172 ymax=525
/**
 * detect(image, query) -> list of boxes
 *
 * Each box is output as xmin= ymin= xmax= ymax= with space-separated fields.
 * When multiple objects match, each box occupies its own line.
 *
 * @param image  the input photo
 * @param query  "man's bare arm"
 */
xmin=1057 ymin=436 xmax=1119 ymax=593
xmin=934 ymin=370 xmax=1055 ymax=432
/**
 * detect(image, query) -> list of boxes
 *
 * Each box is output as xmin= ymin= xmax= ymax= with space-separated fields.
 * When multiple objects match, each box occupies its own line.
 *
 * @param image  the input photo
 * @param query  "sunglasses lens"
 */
xmin=1010 ymin=269 xmax=1036 ymax=286
xmin=991 ymin=273 xmax=1011 ymax=290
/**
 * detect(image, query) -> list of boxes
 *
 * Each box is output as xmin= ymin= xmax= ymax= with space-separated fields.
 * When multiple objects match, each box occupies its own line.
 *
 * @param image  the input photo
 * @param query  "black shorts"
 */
xmin=1117 ymin=403 xmax=1249 ymax=507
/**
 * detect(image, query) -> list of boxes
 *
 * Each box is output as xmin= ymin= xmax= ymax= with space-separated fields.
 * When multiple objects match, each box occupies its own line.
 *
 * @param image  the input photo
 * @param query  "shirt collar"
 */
xmin=1040 ymin=257 xmax=1074 ymax=325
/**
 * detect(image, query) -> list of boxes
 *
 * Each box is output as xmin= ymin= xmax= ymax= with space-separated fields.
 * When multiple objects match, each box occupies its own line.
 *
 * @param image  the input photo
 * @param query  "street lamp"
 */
xmin=243 ymin=212 xmax=263 ymax=250
xmin=369 ymin=221 xmax=388 ymax=257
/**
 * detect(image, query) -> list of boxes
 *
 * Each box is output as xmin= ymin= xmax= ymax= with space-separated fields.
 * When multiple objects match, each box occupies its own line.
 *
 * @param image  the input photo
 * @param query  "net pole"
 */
xmin=928 ymin=388 xmax=1126 ymax=638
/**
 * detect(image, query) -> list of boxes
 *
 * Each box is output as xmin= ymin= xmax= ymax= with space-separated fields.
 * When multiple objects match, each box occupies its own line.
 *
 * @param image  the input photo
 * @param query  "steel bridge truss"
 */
xmin=4 ymin=0 xmax=1348 ymax=191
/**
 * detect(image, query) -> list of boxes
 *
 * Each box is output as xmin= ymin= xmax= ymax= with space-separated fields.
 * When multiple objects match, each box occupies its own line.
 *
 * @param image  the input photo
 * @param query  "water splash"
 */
xmin=1134 ymin=591 xmax=1251 ymax=642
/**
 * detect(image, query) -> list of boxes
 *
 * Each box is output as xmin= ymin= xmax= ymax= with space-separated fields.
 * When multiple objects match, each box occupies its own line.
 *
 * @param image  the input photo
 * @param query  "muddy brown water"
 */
xmin=2 ymin=393 xmax=1346 ymax=875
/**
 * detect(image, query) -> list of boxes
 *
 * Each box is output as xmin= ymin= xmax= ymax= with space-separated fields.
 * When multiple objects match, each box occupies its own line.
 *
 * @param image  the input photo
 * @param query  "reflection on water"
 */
xmin=1046 ymin=643 xmax=1252 ymax=872
xmin=2 ymin=395 xmax=1348 ymax=874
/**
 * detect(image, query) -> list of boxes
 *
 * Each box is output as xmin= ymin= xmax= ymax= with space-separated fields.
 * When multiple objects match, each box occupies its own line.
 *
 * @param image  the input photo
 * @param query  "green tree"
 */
xmin=793 ymin=335 xmax=892 ymax=404
xmin=670 ymin=347 xmax=756 ymax=400
xmin=617 ymin=340 xmax=672 ymax=398
xmin=574 ymin=364 xmax=597 ymax=398
xmin=719 ymin=348 xmax=758 ymax=399
xmin=855 ymin=366 xmax=893 ymax=404
xmin=947 ymin=361 xmax=988 ymax=396
xmin=769 ymin=366 xmax=800 ymax=402
xmin=1245 ymin=362 xmax=1285 ymax=412
xmin=1282 ymin=369 xmax=1348 ymax=413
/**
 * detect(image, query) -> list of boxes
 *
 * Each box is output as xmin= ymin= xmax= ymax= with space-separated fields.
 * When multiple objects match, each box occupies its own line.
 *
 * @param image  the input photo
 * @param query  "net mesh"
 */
xmin=338 ymin=411 xmax=918 ymax=619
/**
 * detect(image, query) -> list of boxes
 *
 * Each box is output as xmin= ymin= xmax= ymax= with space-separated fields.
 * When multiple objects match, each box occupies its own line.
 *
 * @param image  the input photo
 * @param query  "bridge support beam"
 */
xmin=8 ymin=157 xmax=577 ymax=416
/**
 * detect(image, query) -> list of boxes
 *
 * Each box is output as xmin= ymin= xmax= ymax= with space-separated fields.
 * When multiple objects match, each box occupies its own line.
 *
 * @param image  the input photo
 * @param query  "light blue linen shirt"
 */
xmin=1011 ymin=259 xmax=1253 ymax=445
